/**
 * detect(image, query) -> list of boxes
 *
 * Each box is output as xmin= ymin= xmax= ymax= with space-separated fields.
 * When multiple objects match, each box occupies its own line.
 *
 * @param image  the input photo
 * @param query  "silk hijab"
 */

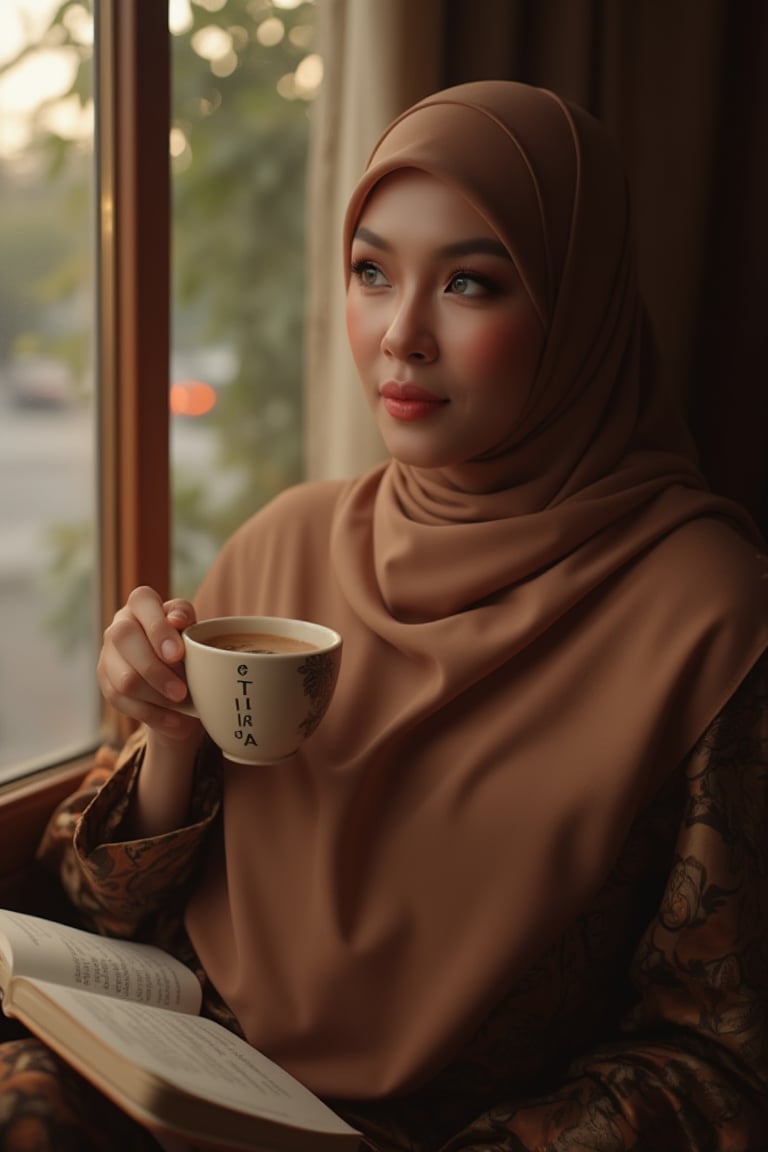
xmin=186 ymin=82 xmax=768 ymax=1098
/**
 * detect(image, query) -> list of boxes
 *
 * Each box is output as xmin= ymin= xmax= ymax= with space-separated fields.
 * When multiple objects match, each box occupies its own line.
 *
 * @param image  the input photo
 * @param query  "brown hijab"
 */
xmin=186 ymin=82 xmax=768 ymax=1099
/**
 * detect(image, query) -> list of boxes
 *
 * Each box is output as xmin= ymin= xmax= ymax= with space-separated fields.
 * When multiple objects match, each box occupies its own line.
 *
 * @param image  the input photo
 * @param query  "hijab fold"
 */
xmin=186 ymin=82 xmax=768 ymax=1098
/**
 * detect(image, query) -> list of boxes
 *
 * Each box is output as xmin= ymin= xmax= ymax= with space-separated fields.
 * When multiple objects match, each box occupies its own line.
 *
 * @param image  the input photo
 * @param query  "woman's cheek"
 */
xmin=345 ymin=296 xmax=376 ymax=367
xmin=455 ymin=315 xmax=544 ymax=383
xmin=453 ymin=319 xmax=515 ymax=376
xmin=344 ymin=295 xmax=360 ymax=351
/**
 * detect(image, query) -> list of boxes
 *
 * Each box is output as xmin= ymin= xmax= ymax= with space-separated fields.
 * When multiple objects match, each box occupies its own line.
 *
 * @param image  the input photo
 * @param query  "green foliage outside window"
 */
xmin=0 ymin=0 xmax=317 ymax=640
xmin=170 ymin=0 xmax=317 ymax=595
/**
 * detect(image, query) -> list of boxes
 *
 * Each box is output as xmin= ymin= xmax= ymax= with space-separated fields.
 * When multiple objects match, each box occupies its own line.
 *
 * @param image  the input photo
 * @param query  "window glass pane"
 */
xmin=0 ymin=0 xmax=99 ymax=781
xmin=169 ymin=0 xmax=319 ymax=597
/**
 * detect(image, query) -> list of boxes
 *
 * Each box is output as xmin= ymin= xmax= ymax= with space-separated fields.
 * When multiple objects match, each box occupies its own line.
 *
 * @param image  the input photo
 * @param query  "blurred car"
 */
xmin=170 ymin=378 xmax=218 ymax=417
xmin=5 ymin=356 xmax=76 ymax=410
xmin=170 ymin=345 xmax=237 ymax=419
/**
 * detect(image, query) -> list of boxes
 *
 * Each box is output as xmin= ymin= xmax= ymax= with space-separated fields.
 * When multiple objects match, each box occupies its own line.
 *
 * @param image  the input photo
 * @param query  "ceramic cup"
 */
xmin=171 ymin=615 xmax=342 ymax=764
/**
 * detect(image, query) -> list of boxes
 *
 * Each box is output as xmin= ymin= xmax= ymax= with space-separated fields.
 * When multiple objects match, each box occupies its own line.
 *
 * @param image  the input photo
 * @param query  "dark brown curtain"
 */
xmin=440 ymin=0 xmax=768 ymax=534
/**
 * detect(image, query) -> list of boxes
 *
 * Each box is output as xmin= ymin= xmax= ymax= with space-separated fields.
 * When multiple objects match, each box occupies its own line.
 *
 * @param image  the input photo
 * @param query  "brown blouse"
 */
xmin=37 ymin=650 xmax=768 ymax=1151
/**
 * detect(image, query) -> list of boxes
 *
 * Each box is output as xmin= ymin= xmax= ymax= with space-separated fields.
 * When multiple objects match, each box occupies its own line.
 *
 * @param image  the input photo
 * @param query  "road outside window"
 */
xmin=0 ymin=0 xmax=98 ymax=780
xmin=0 ymin=0 xmax=318 ymax=780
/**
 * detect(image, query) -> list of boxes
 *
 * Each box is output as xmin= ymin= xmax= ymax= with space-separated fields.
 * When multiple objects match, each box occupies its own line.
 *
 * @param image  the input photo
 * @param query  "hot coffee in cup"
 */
xmin=203 ymin=632 xmax=318 ymax=655
xmin=172 ymin=616 xmax=342 ymax=764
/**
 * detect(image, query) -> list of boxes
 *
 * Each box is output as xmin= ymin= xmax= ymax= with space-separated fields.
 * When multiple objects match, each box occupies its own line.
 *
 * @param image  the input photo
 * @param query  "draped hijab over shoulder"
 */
xmin=186 ymin=82 xmax=768 ymax=1099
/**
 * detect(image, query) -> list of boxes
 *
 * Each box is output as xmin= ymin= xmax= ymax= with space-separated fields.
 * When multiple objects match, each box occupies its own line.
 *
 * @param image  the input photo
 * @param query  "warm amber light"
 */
xmin=169 ymin=380 xmax=217 ymax=417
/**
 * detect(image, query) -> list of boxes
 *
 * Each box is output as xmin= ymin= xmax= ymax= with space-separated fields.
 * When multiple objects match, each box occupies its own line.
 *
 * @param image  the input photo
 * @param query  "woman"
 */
xmin=3 ymin=81 xmax=767 ymax=1151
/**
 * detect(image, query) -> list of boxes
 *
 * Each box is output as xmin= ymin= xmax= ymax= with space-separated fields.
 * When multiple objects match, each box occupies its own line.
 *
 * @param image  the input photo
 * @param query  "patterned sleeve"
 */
xmin=442 ymin=652 xmax=768 ymax=1152
xmin=36 ymin=728 xmax=222 ymax=940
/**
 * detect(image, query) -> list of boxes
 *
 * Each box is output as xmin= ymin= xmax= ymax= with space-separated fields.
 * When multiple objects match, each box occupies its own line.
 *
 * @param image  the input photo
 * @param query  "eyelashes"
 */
xmin=447 ymin=270 xmax=499 ymax=297
xmin=349 ymin=259 xmax=387 ymax=288
xmin=349 ymin=259 xmax=500 ymax=298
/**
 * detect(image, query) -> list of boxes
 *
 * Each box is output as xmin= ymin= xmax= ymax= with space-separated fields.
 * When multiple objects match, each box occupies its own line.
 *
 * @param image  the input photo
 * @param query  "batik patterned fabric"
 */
xmin=0 ymin=1034 xmax=162 ymax=1152
xmin=3 ymin=650 xmax=762 ymax=1151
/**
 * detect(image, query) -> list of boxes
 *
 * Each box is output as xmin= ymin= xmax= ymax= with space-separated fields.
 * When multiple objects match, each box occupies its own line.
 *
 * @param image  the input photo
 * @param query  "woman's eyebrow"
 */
xmin=439 ymin=237 xmax=511 ymax=261
xmin=353 ymin=226 xmax=391 ymax=251
xmin=353 ymin=226 xmax=510 ymax=261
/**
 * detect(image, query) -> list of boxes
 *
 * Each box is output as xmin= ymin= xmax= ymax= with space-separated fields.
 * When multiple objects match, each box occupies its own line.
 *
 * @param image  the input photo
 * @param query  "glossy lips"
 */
xmin=379 ymin=381 xmax=447 ymax=422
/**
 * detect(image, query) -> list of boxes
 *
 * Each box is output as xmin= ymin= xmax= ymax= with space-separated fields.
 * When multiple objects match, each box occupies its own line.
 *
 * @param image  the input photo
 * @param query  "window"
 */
xmin=0 ymin=0 xmax=99 ymax=782
xmin=0 ymin=0 xmax=317 ymax=786
xmin=169 ymin=0 xmax=319 ymax=597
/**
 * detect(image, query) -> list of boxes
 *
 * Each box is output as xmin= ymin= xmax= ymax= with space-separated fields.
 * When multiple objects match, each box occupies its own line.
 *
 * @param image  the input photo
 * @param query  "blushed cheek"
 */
xmin=345 ymin=298 xmax=370 ymax=369
xmin=344 ymin=296 xmax=357 ymax=346
xmin=459 ymin=318 xmax=543 ymax=387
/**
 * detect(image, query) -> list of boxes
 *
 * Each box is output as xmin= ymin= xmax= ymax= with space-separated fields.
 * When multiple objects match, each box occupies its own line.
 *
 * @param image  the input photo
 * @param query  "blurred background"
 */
xmin=0 ymin=0 xmax=317 ymax=776
xmin=2 ymin=0 xmax=766 ymax=783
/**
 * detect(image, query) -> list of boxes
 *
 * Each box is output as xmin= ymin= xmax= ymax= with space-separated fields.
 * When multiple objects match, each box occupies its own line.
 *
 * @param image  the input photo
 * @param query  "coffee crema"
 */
xmin=203 ymin=631 xmax=318 ymax=655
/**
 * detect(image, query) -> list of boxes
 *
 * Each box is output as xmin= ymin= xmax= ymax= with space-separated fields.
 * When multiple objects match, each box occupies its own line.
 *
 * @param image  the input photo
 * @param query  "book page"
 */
xmin=0 ymin=910 xmax=201 ymax=1014
xmin=26 ymin=980 xmax=356 ymax=1135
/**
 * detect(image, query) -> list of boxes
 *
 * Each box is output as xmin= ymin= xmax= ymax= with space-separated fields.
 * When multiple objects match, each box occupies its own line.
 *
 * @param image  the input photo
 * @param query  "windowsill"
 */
xmin=0 ymin=751 xmax=95 ymax=880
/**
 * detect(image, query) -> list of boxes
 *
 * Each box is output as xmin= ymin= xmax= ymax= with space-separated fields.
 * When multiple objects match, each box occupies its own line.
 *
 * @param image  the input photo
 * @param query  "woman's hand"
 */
xmin=98 ymin=585 xmax=201 ymax=745
xmin=99 ymin=586 xmax=209 ymax=838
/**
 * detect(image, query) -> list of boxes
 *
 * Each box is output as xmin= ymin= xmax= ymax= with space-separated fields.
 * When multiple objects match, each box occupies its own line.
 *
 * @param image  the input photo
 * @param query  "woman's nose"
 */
xmin=381 ymin=295 xmax=438 ymax=363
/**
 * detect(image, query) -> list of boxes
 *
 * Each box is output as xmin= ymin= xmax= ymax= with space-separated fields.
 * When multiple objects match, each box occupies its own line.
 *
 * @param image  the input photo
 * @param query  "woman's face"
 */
xmin=345 ymin=169 xmax=545 ymax=473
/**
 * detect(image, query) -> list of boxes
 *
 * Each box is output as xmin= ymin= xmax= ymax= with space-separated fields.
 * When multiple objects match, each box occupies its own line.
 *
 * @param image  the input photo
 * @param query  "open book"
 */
xmin=0 ymin=909 xmax=361 ymax=1152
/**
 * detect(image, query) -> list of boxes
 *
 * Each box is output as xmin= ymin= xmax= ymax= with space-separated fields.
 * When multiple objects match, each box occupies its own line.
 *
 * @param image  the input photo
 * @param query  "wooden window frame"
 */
xmin=98 ymin=0 xmax=171 ymax=660
xmin=0 ymin=0 xmax=171 ymax=897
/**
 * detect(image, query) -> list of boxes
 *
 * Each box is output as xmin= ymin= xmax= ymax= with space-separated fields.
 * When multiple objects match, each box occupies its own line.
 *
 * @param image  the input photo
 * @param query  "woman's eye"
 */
xmin=351 ymin=260 xmax=388 ymax=288
xmin=448 ymin=272 xmax=491 ymax=297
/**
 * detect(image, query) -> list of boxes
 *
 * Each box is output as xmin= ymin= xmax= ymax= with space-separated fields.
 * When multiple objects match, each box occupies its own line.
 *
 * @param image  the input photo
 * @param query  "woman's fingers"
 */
xmin=125 ymin=587 xmax=195 ymax=663
xmin=97 ymin=587 xmax=198 ymax=731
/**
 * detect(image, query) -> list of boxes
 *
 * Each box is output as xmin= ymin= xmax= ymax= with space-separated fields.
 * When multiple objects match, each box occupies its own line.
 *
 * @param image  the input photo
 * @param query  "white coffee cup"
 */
xmin=172 ymin=615 xmax=342 ymax=764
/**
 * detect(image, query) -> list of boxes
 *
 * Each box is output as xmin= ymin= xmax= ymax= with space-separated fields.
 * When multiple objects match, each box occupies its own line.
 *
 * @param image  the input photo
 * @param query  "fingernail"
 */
xmin=165 ymin=679 xmax=187 ymax=702
xmin=161 ymin=638 xmax=181 ymax=661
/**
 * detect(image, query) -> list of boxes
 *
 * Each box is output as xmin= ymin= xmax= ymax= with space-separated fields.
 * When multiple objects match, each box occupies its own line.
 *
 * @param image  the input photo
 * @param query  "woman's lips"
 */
xmin=379 ymin=382 xmax=447 ymax=422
